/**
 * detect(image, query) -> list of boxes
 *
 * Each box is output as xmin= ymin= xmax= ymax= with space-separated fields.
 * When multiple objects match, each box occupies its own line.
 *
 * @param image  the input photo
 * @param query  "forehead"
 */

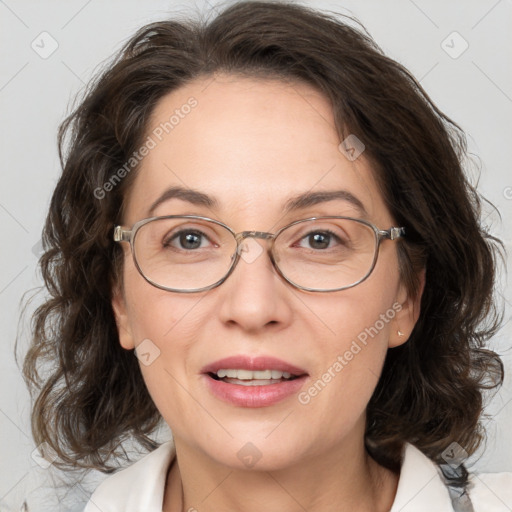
xmin=123 ymin=74 xmax=390 ymax=227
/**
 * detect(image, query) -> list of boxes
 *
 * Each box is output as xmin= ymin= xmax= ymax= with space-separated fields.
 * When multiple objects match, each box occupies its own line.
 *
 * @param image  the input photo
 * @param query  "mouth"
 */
xmin=201 ymin=355 xmax=309 ymax=407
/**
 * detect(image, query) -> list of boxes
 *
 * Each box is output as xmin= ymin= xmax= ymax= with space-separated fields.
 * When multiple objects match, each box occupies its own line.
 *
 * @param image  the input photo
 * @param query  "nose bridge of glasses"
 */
xmin=233 ymin=231 xmax=275 ymax=264
xmin=235 ymin=230 xmax=275 ymax=243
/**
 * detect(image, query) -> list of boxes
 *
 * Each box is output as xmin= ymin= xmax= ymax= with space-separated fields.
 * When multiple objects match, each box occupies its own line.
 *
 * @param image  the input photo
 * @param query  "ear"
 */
xmin=111 ymin=284 xmax=136 ymax=350
xmin=388 ymin=268 xmax=426 ymax=348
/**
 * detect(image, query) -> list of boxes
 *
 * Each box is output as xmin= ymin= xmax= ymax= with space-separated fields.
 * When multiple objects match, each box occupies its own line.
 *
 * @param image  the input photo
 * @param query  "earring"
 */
xmin=397 ymin=330 xmax=405 ymax=337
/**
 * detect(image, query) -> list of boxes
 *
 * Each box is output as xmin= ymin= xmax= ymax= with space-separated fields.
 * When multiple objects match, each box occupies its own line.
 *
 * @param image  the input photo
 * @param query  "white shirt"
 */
xmin=83 ymin=441 xmax=512 ymax=511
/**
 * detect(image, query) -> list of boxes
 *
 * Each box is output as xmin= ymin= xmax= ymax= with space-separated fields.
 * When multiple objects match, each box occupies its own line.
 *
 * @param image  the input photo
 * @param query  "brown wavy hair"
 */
xmin=18 ymin=0 xmax=505 ymax=484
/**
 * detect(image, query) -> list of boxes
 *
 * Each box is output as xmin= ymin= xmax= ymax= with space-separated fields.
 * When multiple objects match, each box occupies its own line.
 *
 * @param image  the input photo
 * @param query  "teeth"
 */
xmin=230 ymin=379 xmax=278 ymax=386
xmin=215 ymin=369 xmax=294 ymax=380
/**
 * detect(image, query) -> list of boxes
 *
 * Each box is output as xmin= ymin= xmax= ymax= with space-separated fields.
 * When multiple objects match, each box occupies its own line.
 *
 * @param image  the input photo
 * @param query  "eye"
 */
xmin=297 ymin=229 xmax=345 ymax=250
xmin=164 ymin=229 xmax=213 ymax=250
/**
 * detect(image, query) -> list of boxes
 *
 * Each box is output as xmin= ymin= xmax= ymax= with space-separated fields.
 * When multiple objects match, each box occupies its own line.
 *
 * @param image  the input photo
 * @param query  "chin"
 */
xmin=193 ymin=429 xmax=310 ymax=472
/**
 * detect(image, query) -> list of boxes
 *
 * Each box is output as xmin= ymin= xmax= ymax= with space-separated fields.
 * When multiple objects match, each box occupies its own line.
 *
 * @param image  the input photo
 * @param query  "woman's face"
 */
xmin=113 ymin=74 xmax=421 ymax=471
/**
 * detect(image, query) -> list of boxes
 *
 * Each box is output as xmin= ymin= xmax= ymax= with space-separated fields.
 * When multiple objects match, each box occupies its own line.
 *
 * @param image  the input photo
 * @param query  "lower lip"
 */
xmin=203 ymin=374 xmax=308 ymax=408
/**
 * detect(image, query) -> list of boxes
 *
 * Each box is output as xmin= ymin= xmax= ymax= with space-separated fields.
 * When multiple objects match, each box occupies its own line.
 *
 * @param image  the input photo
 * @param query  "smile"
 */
xmin=202 ymin=356 xmax=308 ymax=407
xmin=211 ymin=368 xmax=295 ymax=384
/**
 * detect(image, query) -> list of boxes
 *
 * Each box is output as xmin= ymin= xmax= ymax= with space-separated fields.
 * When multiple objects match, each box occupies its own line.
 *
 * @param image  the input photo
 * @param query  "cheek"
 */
xmin=303 ymin=257 xmax=399 ymax=360
xmin=124 ymin=293 xmax=203 ymax=433
xmin=121 ymin=261 xmax=217 ymax=414
xmin=123 ymin=258 xmax=204 ymax=340
xmin=297 ymin=257 xmax=400 ymax=421
xmin=293 ymin=308 xmax=392 ymax=450
xmin=308 ymin=292 xmax=394 ymax=387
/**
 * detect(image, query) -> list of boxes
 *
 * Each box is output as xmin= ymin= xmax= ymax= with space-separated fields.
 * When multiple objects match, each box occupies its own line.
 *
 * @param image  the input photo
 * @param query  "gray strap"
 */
xmin=439 ymin=463 xmax=475 ymax=512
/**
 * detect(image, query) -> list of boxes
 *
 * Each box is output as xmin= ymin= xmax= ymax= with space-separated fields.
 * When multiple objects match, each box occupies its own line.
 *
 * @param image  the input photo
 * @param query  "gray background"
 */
xmin=1 ymin=0 xmax=511 ymax=510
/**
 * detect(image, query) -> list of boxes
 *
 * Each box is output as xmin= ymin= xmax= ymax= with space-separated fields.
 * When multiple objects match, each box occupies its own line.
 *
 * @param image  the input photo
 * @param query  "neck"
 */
xmin=163 ymin=427 xmax=399 ymax=512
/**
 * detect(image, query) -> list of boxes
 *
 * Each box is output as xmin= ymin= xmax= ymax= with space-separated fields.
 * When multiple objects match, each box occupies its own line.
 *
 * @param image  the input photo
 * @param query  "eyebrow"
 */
xmin=283 ymin=189 xmax=367 ymax=217
xmin=148 ymin=185 xmax=367 ymax=217
xmin=148 ymin=186 xmax=218 ymax=216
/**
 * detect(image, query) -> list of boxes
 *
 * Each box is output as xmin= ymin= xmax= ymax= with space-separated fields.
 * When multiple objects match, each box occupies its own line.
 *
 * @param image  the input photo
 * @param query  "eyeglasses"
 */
xmin=113 ymin=215 xmax=405 ymax=293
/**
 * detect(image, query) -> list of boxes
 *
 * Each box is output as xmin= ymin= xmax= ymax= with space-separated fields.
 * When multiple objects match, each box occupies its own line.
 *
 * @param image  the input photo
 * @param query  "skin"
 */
xmin=112 ymin=73 xmax=424 ymax=512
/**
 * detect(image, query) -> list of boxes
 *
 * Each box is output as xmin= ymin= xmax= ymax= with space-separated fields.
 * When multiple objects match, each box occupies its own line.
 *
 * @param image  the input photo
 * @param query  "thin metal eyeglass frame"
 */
xmin=113 ymin=215 xmax=405 ymax=293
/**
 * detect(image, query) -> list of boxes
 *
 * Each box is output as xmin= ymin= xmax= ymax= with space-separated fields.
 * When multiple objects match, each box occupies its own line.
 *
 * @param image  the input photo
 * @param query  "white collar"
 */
xmin=84 ymin=441 xmax=175 ymax=511
xmin=85 ymin=441 xmax=457 ymax=511
xmin=390 ymin=442 xmax=455 ymax=511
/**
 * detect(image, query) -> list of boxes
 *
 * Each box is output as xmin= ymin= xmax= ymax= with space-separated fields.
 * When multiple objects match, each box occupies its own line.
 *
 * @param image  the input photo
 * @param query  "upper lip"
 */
xmin=201 ymin=355 xmax=308 ymax=376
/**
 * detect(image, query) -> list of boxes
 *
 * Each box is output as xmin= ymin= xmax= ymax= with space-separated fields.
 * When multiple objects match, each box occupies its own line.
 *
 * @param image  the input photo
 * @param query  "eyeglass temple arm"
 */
xmin=379 ymin=227 xmax=405 ymax=240
xmin=113 ymin=226 xmax=132 ymax=242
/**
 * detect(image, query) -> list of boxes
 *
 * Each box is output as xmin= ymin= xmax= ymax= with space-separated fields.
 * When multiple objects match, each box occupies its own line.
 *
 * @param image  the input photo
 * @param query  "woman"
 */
xmin=21 ymin=1 xmax=511 ymax=510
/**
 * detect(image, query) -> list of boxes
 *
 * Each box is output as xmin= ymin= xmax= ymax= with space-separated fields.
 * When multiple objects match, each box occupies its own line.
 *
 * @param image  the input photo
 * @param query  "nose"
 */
xmin=217 ymin=236 xmax=293 ymax=333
